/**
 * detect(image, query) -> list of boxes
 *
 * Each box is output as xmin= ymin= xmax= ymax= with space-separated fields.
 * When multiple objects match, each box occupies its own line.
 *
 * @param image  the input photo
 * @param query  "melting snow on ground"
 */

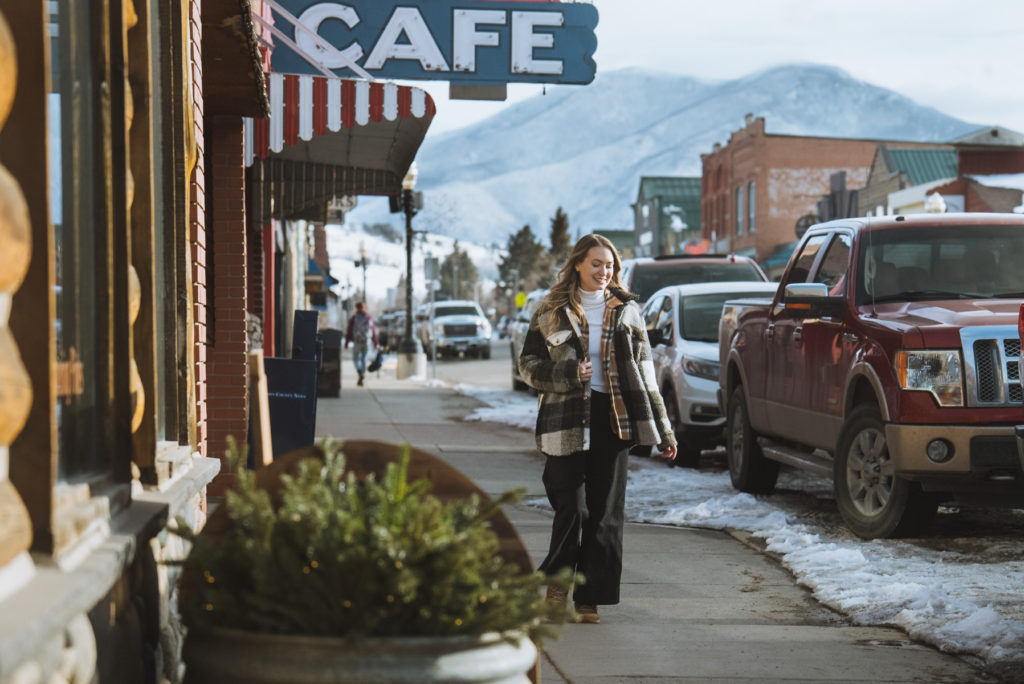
xmin=442 ymin=380 xmax=1024 ymax=670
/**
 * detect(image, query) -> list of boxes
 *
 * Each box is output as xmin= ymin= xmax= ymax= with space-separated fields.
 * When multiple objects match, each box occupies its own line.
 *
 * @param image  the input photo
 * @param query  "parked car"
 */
xmin=496 ymin=315 xmax=514 ymax=339
xmin=510 ymin=289 xmax=549 ymax=391
xmin=417 ymin=300 xmax=491 ymax=359
xmin=642 ymin=281 xmax=779 ymax=466
xmin=378 ymin=310 xmax=406 ymax=351
xmin=720 ymin=212 xmax=1024 ymax=539
xmin=621 ymin=254 xmax=768 ymax=306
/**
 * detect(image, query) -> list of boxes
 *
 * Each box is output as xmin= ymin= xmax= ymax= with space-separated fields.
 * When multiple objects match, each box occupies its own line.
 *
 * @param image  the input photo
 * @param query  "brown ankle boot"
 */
xmin=545 ymin=586 xmax=567 ymax=605
xmin=574 ymin=603 xmax=600 ymax=624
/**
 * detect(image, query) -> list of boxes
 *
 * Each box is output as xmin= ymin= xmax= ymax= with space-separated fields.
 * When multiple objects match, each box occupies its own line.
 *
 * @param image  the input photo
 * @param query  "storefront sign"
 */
xmin=270 ymin=1 xmax=598 ymax=84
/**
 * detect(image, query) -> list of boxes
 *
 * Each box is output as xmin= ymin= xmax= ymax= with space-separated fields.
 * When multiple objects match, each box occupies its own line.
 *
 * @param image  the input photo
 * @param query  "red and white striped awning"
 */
xmin=244 ymin=73 xmax=435 ymax=184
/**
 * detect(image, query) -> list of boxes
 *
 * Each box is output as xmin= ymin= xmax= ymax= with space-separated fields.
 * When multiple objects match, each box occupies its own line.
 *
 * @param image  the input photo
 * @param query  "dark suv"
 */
xmin=620 ymin=254 xmax=768 ymax=305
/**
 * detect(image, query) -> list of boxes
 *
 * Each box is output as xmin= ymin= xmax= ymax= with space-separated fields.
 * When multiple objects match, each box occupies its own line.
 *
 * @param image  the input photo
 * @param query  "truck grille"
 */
xmin=962 ymin=327 xmax=1022 ymax=407
xmin=444 ymin=324 xmax=477 ymax=337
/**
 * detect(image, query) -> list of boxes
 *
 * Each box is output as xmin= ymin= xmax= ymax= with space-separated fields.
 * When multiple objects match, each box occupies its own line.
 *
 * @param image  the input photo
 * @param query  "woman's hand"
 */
xmin=578 ymin=357 xmax=593 ymax=383
xmin=662 ymin=445 xmax=677 ymax=461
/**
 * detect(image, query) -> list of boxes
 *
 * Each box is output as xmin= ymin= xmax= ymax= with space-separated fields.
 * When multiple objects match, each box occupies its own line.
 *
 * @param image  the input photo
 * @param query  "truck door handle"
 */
xmin=793 ymin=326 xmax=803 ymax=344
xmin=765 ymin=324 xmax=775 ymax=340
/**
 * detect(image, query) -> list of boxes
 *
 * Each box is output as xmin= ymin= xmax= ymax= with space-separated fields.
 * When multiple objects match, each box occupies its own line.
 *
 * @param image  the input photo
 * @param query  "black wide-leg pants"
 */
xmin=538 ymin=390 xmax=630 ymax=605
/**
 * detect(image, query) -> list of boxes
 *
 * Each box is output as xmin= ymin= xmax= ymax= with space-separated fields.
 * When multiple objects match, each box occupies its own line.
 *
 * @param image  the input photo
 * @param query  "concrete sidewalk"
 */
xmin=315 ymin=366 xmax=995 ymax=683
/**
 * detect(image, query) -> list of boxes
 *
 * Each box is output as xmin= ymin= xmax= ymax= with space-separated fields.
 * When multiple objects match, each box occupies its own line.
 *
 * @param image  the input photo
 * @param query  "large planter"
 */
xmin=183 ymin=627 xmax=538 ymax=684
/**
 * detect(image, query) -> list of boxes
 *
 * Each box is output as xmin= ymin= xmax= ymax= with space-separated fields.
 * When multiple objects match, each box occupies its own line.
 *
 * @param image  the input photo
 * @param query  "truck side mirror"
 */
xmin=783 ymin=283 xmax=845 ymax=319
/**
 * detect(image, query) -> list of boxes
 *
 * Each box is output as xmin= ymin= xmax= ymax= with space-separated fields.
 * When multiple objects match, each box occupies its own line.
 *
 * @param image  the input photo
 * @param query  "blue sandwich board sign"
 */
xmin=269 ymin=1 xmax=598 ymax=85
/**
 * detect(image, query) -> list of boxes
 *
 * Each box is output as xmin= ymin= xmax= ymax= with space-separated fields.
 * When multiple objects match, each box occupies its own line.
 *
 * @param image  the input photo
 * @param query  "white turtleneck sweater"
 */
xmin=580 ymin=288 xmax=609 ymax=393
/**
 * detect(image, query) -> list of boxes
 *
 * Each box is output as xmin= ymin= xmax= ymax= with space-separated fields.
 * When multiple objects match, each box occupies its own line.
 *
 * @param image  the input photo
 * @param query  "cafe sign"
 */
xmin=269 ymin=1 xmax=598 ymax=85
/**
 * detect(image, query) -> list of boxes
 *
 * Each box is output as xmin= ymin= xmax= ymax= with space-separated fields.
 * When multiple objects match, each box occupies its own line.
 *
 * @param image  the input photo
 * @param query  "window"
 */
xmin=748 ymin=181 xmax=756 ymax=233
xmin=785 ymin=235 xmax=829 ymax=285
xmin=812 ymin=234 xmax=852 ymax=294
xmin=50 ymin=0 xmax=102 ymax=478
xmin=736 ymin=186 xmax=744 ymax=235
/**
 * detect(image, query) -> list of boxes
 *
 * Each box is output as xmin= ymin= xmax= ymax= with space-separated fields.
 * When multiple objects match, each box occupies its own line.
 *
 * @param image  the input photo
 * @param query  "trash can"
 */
xmin=317 ymin=328 xmax=342 ymax=398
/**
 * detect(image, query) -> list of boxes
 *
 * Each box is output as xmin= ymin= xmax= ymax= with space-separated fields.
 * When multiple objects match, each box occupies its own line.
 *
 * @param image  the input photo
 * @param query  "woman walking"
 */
xmin=519 ymin=234 xmax=677 ymax=624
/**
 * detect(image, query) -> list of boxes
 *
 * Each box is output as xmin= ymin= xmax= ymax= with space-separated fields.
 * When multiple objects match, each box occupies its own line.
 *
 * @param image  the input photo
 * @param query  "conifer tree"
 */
xmin=440 ymin=241 xmax=478 ymax=300
xmin=549 ymin=206 xmax=571 ymax=266
xmin=498 ymin=225 xmax=544 ymax=296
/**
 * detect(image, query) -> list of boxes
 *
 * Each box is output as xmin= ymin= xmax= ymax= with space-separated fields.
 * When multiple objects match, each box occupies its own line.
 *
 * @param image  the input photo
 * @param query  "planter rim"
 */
xmin=188 ymin=625 xmax=530 ymax=647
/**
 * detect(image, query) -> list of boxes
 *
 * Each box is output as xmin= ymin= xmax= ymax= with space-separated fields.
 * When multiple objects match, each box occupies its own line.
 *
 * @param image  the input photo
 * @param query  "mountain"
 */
xmin=346 ymin=63 xmax=979 ymax=245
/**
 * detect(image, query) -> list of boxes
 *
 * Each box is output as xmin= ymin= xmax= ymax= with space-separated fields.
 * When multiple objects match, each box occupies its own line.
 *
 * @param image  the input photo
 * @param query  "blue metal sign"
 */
xmin=269 ymin=1 xmax=598 ymax=84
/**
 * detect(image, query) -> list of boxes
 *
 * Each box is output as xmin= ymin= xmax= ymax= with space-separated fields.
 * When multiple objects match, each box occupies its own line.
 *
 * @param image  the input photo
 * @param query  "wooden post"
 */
xmin=247 ymin=349 xmax=272 ymax=468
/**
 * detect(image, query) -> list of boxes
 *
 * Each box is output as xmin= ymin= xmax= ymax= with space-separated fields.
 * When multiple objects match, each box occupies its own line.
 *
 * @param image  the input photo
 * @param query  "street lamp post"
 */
xmin=397 ymin=164 xmax=425 ymax=378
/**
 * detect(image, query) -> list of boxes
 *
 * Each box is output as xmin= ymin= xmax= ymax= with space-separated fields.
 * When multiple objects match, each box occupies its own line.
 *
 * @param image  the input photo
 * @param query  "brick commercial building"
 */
xmin=700 ymin=115 xmax=944 ymax=262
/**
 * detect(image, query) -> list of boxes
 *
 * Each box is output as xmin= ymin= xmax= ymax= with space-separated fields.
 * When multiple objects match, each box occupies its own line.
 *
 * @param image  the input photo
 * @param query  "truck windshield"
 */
xmin=857 ymin=225 xmax=1024 ymax=305
xmin=433 ymin=306 xmax=480 ymax=317
xmin=632 ymin=263 xmax=764 ymax=302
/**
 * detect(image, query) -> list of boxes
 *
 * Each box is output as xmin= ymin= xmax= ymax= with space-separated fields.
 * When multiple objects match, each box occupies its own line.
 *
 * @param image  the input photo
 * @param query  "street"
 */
xmin=330 ymin=344 xmax=1021 ymax=681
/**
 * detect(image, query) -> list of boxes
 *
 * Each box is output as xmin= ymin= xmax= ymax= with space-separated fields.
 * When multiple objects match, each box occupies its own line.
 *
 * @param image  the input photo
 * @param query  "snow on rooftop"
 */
xmin=967 ymin=173 xmax=1024 ymax=191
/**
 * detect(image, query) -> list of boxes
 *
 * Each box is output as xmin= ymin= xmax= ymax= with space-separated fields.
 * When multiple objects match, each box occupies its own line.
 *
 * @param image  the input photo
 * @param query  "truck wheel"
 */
xmin=481 ymin=345 xmax=492 ymax=360
xmin=727 ymin=385 xmax=779 ymax=493
xmin=835 ymin=405 xmax=938 ymax=539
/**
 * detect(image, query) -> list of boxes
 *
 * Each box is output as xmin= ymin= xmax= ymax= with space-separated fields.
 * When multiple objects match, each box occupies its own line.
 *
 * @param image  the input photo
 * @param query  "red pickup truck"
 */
xmin=718 ymin=213 xmax=1024 ymax=538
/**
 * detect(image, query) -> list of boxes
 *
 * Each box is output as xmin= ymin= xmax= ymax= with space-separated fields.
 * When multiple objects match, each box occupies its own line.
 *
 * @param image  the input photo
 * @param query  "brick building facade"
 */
xmin=701 ymin=115 xmax=931 ymax=261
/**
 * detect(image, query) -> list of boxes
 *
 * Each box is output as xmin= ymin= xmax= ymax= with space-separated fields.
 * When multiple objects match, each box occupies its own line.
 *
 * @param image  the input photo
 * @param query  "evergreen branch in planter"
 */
xmin=172 ymin=437 xmax=577 ymax=643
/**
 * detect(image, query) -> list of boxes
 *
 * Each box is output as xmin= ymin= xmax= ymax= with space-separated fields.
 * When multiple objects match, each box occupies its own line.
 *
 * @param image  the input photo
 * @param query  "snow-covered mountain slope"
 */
xmin=344 ymin=63 xmax=978 ymax=244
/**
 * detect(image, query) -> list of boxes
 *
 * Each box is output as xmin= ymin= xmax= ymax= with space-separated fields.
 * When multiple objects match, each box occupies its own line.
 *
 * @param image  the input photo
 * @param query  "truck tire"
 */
xmin=835 ymin=404 xmax=938 ymax=539
xmin=727 ymin=385 xmax=779 ymax=493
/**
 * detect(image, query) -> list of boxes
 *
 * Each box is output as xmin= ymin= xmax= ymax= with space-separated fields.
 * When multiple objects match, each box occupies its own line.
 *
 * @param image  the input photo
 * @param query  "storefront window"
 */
xmin=49 ymin=0 xmax=101 ymax=478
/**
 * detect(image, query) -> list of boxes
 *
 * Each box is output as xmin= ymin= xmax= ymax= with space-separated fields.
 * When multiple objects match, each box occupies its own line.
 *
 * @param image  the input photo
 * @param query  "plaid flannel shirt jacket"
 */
xmin=518 ymin=287 xmax=677 ymax=457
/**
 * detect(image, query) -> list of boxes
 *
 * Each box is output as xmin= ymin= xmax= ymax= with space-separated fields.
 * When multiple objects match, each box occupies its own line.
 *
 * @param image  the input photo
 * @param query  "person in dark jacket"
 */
xmin=519 ymin=234 xmax=677 ymax=624
xmin=345 ymin=301 xmax=378 ymax=386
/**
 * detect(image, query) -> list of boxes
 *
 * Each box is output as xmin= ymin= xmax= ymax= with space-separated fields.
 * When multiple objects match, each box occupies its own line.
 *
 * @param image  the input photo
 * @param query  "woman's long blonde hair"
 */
xmin=535 ymin=234 xmax=626 ymax=333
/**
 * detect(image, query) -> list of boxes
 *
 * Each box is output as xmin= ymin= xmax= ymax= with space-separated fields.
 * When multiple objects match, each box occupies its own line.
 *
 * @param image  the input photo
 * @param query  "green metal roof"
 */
xmin=637 ymin=176 xmax=702 ymax=231
xmin=884 ymin=148 xmax=958 ymax=186
xmin=593 ymin=230 xmax=635 ymax=254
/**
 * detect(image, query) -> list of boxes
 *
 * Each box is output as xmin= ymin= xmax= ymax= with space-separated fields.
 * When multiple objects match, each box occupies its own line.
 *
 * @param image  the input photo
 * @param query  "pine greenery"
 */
xmin=173 ymin=438 xmax=576 ymax=642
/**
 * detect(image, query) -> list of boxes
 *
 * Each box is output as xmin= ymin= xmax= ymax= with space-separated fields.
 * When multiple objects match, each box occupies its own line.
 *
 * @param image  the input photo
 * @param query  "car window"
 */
xmin=656 ymin=296 xmax=673 ymax=336
xmin=643 ymin=295 xmax=664 ymax=329
xmin=812 ymin=233 xmax=852 ymax=294
xmin=630 ymin=262 xmax=765 ymax=301
xmin=679 ymin=291 xmax=773 ymax=342
xmin=784 ymin=234 xmax=829 ymax=285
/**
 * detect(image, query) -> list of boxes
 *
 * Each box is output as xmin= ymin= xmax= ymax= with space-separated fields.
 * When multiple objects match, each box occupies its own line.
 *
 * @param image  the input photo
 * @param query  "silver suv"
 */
xmin=417 ymin=300 xmax=492 ymax=360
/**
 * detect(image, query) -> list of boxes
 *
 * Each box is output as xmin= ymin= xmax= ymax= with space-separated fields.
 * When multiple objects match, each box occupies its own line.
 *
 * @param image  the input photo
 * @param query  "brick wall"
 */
xmin=190 ymin=0 xmax=207 ymax=456
xmin=702 ymin=117 xmax=881 ymax=260
xmin=207 ymin=117 xmax=248 ymax=486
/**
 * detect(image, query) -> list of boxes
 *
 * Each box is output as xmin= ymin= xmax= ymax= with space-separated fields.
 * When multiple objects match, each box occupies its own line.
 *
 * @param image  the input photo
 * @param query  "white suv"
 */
xmin=417 ymin=300 xmax=492 ymax=360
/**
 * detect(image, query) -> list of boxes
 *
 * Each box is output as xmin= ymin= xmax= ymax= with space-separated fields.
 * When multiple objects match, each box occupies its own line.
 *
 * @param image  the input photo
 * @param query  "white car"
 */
xmin=417 ymin=300 xmax=492 ymax=360
xmin=641 ymin=281 xmax=779 ymax=466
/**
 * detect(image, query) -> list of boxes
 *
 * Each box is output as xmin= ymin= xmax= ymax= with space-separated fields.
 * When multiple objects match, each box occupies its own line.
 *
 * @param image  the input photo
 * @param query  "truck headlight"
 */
xmin=681 ymin=356 xmax=719 ymax=381
xmin=894 ymin=350 xmax=962 ymax=407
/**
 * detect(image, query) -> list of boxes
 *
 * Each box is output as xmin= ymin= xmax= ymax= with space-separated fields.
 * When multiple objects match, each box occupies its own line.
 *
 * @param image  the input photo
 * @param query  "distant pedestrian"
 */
xmin=519 ymin=234 xmax=677 ymax=624
xmin=345 ymin=301 xmax=378 ymax=386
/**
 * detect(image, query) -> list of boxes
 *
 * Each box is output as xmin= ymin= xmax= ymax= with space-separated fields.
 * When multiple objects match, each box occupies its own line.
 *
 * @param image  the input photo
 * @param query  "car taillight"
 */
xmin=1018 ymin=303 xmax=1024 ymax=342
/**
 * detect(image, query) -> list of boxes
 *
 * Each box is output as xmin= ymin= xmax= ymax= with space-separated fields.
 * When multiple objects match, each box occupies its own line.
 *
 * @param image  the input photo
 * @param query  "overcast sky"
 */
xmin=415 ymin=0 xmax=1024 ymax=136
